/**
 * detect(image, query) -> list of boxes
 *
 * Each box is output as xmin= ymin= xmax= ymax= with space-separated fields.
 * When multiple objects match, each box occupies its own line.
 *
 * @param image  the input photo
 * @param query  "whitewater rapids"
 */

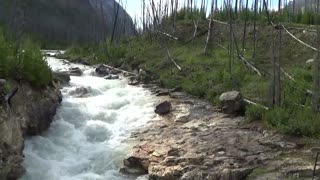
xmin=21 ymin=57 xmax=156 ymax=180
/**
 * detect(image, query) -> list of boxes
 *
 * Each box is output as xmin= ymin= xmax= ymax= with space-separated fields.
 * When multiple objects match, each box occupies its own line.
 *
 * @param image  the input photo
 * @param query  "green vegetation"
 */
xmin=60 ymin=39 xmax=127 ymax=66
xmin=0 ymin=29 xmax=52 ymax=87
xmin=245 ymin=105 xmax=267 ymax=122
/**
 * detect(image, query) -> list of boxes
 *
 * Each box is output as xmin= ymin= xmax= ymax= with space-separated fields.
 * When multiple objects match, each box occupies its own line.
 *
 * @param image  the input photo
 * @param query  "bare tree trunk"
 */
xmin=271 ymin=0 xmax=282 ymax=108
xmin=313 ymin=0 xmax=320 ymax=112
xmin=110 ymin=0 xmax=120 ymax=44
xmin=204 ymin=0 xmax=214 ymax=54
xmin=228 ymin=0 xmax=234 ymax=73
xmin=253 ymin=0 xmax=258 ymax=59
xmin=235 ymin=0 xmax=239 ymax=17
xmin=242 ymin=0 xmax=249 ymax=53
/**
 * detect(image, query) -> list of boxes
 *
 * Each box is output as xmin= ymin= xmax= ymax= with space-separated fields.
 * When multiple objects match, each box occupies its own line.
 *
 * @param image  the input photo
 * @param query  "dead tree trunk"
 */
xmin=204 ymin=0 xmax=214 ymax=54
xmin=110 ymin=0 xmax=120 ymax=44
xmin=313 ymin=0 xmax=320 ymax=112
xmin=253 ymin=0 xmax=258 ymax=60
xmin=242 ymin=0 xmax=249 ymax=53
xmin=271 ymin=0 xmax=282 ymax=108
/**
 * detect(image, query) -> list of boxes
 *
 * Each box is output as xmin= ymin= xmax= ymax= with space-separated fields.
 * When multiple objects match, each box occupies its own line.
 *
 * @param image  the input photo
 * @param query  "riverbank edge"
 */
xmin=0 ymin=80 xmax=62 ymax=180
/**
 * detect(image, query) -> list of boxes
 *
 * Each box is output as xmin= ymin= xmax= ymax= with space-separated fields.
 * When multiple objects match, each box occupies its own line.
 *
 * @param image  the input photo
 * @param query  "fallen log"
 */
xmin=281 ymin=24 xmax=318 ymax=52
xmin=244 ymin=98 xmax=269 ymax=110
xmin=102 ymin=64 xmax=138 ymax=76
xmin=166 ymin=48 xmax=182 ymax=71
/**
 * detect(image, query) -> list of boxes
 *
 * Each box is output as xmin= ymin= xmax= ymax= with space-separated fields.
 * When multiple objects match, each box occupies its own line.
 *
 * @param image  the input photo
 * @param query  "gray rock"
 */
xmin=68 ymin=87 xmax=92 ymax=98
xmin=219 ymin=91 xmax=244 ymax=114
xmin=69 ymin=67 xmax=83 ymax=76
xmin=129 ymin=81 xmax=139 ymax=86
xmin=0 ymin=79 xmax=6 ymax=87
xmin=53 ymin=72 xmax=71 ymax=85
xmin=0 ymin=82 xmax=61 ymax=179
xmin=95 ymin=64 xmax=110 ymax=76
xmin=104 ymin=74 xmax=119 ymax=80
xmin=155 ymin=101 xmax=171 ymax=115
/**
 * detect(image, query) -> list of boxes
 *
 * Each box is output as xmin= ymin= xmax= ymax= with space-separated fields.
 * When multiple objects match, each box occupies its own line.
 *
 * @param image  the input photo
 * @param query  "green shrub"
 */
xmin=264 ymin=107 xmax=320 ymax=137
xmin=18 ymin=39 xmax=52 ymax=86
xmin=0 ymin=30 xmax=52 ymax=87
xmin=246 ymin=105 xmax=267 ymax=122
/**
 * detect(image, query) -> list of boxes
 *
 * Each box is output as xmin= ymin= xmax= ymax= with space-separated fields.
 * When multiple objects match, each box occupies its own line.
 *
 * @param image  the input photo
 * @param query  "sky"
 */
xmin=118 ymin=0 xmax=283 ymax=21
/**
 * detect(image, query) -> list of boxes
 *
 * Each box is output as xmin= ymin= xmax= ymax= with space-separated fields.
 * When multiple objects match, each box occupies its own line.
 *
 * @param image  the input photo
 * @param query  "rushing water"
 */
xmin=21 ymin=57 xmax=156 ymax=180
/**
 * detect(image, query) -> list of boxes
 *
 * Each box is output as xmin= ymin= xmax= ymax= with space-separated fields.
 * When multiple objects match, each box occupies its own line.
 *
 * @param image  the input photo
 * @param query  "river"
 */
xmin=21 ymin=57 xmax=156 ymax=180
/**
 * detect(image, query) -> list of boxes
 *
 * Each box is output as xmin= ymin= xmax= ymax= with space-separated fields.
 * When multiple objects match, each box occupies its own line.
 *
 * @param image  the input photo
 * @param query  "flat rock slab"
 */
xmin=123 ymin=88 xmax=320 ymax=179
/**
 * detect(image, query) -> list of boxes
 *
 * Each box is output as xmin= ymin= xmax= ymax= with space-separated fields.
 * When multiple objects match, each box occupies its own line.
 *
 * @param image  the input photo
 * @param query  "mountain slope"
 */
xmin=0 ymin=0 xmax=135 ymax=46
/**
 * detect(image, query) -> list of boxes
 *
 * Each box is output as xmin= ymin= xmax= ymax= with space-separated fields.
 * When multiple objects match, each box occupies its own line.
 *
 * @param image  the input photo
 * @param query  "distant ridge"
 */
xmin=0 ymin=0 xmax=135 ymax=46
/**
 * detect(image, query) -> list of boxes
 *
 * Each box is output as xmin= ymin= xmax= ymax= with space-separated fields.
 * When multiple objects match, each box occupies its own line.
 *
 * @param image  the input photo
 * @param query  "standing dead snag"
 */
xmin=242 ymin=0 xmax=249 ymax=53
xmin=204 ymin=0 xmax=214 ymax=55
xmin=253 ymin=0 xmax=258 ymax=60
xmin=271 ymin=0 xmax=282 ymax=108
xmin=313 ymin=0 xmax=320 ymax=112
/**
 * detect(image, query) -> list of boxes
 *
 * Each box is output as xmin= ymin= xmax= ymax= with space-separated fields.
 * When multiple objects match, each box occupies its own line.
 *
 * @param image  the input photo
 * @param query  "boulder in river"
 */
xmin=219 ymin=91 xmax=244 ymax=114
xmin=104 ymin=75 xmax=119 ymax=80
xmin=69 ymin=67 xmax=83 ymax=76
xmin=68 ymin=86 xmax=92 ymax=98
xmin=155 ymin=101 xmax=171 ymax=115
xmin=53 ymin=72 xmax=71 ymax=85
xmin=95 ymin=64 xmax=110 ymax=76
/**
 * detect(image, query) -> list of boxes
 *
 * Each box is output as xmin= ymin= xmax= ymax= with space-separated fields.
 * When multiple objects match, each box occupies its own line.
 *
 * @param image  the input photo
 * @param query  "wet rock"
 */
xmin=121 ymin=156 xmax=149 ymax=175
xmin=95 ymin=64 xmax=110 ymax=76
xmin=156 ymin=90 xmax=170 ymax=96
xmin=155 ymin=101 xmax=171 ymax=115
xmin=68 ymin=86 xmax=92 ymax=98
xmin=219 ymin=91 xmax=244 ymax=114
xmin=69 ymin=67 xmax=83 ymax=76
xmin=104 ymin=74 xmax=119 ymax=80
xmin=0 ymin=82 xmax=61 ymax=179
xmin=129 ymin=80 xmax=140 ymax=86
xmin=53 ymin=72 xmax=71 ymax=85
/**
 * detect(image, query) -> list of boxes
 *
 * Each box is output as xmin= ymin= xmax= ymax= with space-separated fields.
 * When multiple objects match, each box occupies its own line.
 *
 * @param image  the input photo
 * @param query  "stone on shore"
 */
xmin=155 ymin=101 xmax=171 ymax=115
xmin=219 ymin=91 xmax=244 ymax=114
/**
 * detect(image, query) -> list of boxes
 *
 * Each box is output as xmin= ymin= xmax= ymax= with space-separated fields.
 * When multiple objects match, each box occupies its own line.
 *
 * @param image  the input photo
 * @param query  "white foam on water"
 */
xmin=21 ymin=58 xmax=156 ymax=180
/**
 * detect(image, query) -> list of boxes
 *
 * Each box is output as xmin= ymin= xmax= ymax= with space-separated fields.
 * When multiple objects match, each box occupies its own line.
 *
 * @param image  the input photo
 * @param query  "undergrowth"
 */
xmin=0 ymin=29 xmax=52 ymax=87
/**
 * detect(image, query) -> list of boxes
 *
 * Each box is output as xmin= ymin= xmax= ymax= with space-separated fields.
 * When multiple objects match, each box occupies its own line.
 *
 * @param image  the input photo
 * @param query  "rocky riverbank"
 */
xmin=0 ymin=80 xmax=62 ymax=180
xmin=120 ymin=86 xmax=320 ymax=179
